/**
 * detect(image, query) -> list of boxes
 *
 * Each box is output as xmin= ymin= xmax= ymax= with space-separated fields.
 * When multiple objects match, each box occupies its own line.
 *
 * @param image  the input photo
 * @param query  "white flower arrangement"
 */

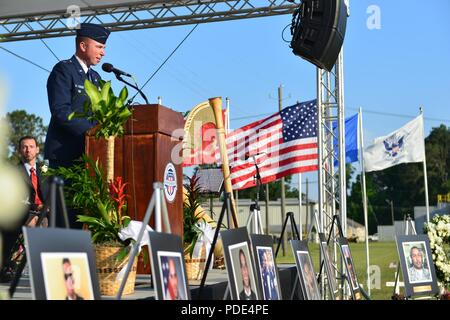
xmin=424 ymin=214 xmax=450 ymax=290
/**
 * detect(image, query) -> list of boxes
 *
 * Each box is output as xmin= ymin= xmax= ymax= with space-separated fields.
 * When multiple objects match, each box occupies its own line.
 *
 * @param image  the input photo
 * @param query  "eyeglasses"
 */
xmin=64 ymin=273 xmax=73 ymax=280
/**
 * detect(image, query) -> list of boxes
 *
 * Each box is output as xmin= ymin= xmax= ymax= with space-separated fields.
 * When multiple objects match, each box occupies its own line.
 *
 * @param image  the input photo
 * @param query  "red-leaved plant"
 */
xmin=109 ymin=176 xmax=129 ymax=222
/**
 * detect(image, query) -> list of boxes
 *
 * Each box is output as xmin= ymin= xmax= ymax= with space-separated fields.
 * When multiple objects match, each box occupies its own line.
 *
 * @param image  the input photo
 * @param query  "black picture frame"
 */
xmin=148 ymin=232 xmax=190 ymax=300
xmin=290 ymin=239 xmax=321 ymax=300
xmin=396 ymin=234 xmax=439 ymax=298
xmin=23 ymin=227 xmax=100 ymax=300
xmin=221 ymin=227 xmax=261 ymax=300
xmin=338 ymin=237 xmax=361 ymax=300
xmin=318 ymin=233 xmax=337 ymax=299
xmin=250 ymin=234 xmax=282 ymax=300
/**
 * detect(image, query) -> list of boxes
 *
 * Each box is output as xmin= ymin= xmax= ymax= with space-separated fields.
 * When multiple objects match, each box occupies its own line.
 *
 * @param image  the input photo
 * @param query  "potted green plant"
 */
xmin=68 ymin=79 xmax=131 ymax=182
xmin=183 ymin=174 xmax=215 ymax=280
xmin=50 ymin=155 xmax=130 ymax=242
xmin=183 ymin=174 xmax=207 ymax=258
xmin=58 ymin=79 xmax=136 ymax=295
xmin=48 ymin=155 xmax=138 ymax=295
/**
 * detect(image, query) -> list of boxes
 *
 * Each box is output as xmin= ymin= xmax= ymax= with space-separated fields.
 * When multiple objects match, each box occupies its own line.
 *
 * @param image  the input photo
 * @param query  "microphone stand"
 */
xmin=246 ymin=156 xmax=266 ymax=234
xmin=115 ymin=73 xmax=149 ymax=105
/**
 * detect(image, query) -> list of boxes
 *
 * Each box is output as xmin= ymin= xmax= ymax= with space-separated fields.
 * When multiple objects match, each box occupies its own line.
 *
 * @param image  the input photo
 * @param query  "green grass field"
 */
xmin=276 ymin=241 xmax=401 ymax=300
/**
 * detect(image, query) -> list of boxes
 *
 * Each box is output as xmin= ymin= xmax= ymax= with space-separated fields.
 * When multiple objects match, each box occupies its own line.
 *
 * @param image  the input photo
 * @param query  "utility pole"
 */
xmin=305 ymin=178 xmax=309 ymax=240
xmin=279 ymin=85 xmax=287 ymax=256
xmin=235 ymin=189 xmax=239 ymax=225
xmin=390 ymin=200 xmax=394 ymax=225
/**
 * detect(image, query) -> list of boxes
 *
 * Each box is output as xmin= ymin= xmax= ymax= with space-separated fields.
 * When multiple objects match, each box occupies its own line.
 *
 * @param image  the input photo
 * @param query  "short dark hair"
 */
xmin=62 ymin=258 xmax=71 ymax=265
xmin=19 ymin=135 xmax=38 ymax=148
xmin=76 ymin=36 xmax=89 ymax=47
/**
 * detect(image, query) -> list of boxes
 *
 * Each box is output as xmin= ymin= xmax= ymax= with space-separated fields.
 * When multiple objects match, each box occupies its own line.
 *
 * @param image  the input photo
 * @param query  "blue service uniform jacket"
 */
xmin=44 ymin=55 xmax=102 ymax=165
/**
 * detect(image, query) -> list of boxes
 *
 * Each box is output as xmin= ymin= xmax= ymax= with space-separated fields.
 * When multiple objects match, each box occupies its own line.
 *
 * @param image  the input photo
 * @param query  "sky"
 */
xmin=1 ymin=0 xmax=450 ymax=200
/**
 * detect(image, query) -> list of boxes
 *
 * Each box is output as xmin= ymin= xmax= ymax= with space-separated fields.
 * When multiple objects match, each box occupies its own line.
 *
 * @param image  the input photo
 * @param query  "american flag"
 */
xmin=226 ymin=99 xmax=318 ymax=190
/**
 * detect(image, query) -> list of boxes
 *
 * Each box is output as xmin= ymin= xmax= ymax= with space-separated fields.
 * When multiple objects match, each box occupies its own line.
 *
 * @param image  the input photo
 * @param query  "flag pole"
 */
xmin=419 ymin=107 xmax=430 ymax=222
xmin=359 ymin=107 xmax=371 ymax=296
xmin=226 ymin=97 xmax=230 ymax=135
xmin=298 ymin=173 xmax=302 ymax=240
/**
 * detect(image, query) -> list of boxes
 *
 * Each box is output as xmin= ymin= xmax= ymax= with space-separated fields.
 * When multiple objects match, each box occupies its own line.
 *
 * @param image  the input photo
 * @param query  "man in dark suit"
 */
xmin=62 ymin=258 xmax=84 ymax=300
xmin=18 ymin=136 xmax=49 ymax=226
xmin=44 ymin=23 xmax=110 ymax=228
xmin=0 ymin=136 xmax=49 ymax=282
xmin=164 ymin=257 xmax=185 ymax=300
xmin=260 ymin=250 xmax=279 ymax=300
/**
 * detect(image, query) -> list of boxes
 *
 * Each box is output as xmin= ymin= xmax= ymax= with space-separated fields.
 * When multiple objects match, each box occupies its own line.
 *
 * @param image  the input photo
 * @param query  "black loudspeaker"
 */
xmin=290 ymin=0 xmax=348 ymax=71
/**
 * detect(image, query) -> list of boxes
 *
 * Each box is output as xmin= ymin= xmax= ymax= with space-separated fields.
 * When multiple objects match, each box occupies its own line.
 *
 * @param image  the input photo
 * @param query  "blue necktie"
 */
xmin=87 ymin=69 xmax=93 ymax=82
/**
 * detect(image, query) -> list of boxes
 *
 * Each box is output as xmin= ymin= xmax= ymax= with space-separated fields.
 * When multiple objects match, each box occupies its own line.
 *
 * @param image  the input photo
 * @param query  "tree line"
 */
xmin=4 ymin=110 xmax=47 ymax=163
xmin=347 ymin=125 xmax=450 ymax=233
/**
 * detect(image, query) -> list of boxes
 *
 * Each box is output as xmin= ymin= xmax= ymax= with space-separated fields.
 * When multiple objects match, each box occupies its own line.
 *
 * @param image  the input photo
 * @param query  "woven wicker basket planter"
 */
xmin=184 ymin=244 xmax=206 ymax=281
xmin=94 ymin=244 xmax=137 ymax=296
xmin=185 ymin=255 xmax=206 ymax=281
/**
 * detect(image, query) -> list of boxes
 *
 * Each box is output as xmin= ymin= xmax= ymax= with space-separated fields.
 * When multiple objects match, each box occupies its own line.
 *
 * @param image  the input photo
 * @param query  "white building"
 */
xmin=202 ymin=197 xmax=366 ymax=242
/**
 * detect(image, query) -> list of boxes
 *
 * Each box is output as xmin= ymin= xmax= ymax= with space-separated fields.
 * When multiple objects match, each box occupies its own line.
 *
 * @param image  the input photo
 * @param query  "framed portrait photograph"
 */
xmin=318 ymin=233 xmax=337 ymax=300
xmin=41 ymin=252 xmax=94 ymax=300
xmin=23 ymin=227 xmax=100 ymax=300
xmin=148 ymin=232 xmax=190 ymax=300
xmin=396 ymin=235 xmax=439 ymax=298
xmin=338 ymin=237 xmax=361 ymax=300
xmin=221 ymin=227 xmax=261 ymax=300
xmin=290 ymin=240 xmax=321 ymax=300
xmin=158 ymin=251 xmax=188 ymax=300
xmin=250 ymin=234 xmax=282 ymax=300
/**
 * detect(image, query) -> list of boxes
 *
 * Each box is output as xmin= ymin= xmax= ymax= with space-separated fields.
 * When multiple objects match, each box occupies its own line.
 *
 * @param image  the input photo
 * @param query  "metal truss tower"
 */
xmin=316 ymin=50 xmax=347 ymax=297
xmin=0 ymin=0 xmax=298 ymax=42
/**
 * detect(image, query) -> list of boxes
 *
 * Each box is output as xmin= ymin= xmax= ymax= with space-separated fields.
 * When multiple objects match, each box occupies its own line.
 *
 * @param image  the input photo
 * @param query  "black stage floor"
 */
xmin=0 ymin=264 xmax=300 ymax=300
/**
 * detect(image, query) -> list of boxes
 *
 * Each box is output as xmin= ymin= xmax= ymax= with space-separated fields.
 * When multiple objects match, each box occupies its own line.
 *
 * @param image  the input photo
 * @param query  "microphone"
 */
xmin=102 ymin=63 xmax=132 ymax=77
xmin=102 ymin=63 xmax=149 ymax=104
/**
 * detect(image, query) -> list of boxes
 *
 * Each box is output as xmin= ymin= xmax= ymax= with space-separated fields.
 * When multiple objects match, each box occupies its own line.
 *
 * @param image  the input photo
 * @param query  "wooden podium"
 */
xmin=85 ymin=104 xmax=185 ymax=273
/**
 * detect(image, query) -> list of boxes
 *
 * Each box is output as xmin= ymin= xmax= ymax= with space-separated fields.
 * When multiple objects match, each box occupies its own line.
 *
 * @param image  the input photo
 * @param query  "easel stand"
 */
xmin=197 ymin=192 xmax=233 ymax=300
xmin=49 ymin=176 xmax=70 ymax=229
xmin=116 ymin=182 xmax=170 ymax=300
xmin=319 ymin=214 xmax=370 ymax=300
xmin=314 ymin=213 xmax=347 ymax=300
xmin=392 ymin=214 xmax=416 ymax=298
xmin=272 ymin=211 xmax=301 ymax=299
xmin=275 ymin=212 xmax=301 ymax=258
xmin=245 ymin=160 xmax=265 ymax=234
xmin=9 ymin=176 xmax=70 ymax=298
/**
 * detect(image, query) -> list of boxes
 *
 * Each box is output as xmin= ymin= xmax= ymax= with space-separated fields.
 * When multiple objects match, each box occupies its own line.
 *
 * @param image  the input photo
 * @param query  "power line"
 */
xmin=231 ymin=112 xmax=273 ymax=121
xmin=23 ymin=21 xmax=60 ymax=62
xmin=347 ymin=107 xmax=450 ymax=124
xmin=130 ymin=24 xmax=199 ymax=102
xmin=0 ymin=46 xmax=50 ymax=73
xmin=39 ymin=39 xmax=60 ymax=62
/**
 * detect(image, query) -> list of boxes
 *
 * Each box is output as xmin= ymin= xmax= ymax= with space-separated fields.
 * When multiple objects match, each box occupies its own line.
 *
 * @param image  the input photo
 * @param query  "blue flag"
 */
xmin=333 ymin=113 xmax=359 ymax=165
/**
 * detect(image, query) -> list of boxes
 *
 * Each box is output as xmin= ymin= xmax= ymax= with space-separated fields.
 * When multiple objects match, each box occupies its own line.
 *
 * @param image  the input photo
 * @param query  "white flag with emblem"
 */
xmin=363 ymin=115 xmax=425 ymax=172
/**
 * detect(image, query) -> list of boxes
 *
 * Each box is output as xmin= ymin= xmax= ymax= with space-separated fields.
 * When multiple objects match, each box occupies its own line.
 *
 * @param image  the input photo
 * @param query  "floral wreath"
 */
xmin=424 ymin=214 xmax=450 ymax=290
